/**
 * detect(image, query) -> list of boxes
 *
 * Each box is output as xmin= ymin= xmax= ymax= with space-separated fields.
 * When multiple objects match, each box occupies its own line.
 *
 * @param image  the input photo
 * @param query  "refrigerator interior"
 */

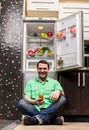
xmin=23 ymin=20 xmax=56 ymax=72
xmin=22 ymin=19 xmax=58 ymax=89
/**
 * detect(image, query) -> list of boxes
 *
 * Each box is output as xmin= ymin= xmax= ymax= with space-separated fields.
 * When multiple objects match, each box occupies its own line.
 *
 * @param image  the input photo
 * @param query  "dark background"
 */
xmin=0 ymin=0 xmax=23 ymax=119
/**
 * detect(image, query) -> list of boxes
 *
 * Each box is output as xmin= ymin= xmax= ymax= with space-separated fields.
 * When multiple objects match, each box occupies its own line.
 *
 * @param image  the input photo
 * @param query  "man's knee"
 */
xmin=17 ymin=99 xmax=26 ymax=109
xmin=59 ymin=96 xmax=66 ymax=105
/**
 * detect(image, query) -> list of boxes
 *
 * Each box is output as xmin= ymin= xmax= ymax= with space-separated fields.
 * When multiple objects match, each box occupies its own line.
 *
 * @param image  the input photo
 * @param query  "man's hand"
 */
xmin=24 ymin=95 xmax=44 ymax=106
xmin=34 ymin=97 xmax=44 ymax=106
xmin=50 ymin=90 xmax=61 ymax=102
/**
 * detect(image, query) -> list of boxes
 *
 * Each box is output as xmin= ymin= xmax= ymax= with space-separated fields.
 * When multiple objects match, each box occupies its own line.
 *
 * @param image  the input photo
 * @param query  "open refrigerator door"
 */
xmin=54 ymin=11 xmax=84 ymax=71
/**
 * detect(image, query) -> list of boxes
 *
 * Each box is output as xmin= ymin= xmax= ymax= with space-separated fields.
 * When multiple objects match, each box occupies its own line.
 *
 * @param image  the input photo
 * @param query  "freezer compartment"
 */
xmin=55 ymin=11 xmax=84 ymax=71
xmin=26 ymin=59 xmax=54 ymax=71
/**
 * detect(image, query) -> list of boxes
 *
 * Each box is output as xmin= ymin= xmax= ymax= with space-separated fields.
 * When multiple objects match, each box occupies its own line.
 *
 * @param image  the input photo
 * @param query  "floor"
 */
xmin=13 ymin=122 xmax=89 ymax=130
xmin=0 ymin=120 xmax=21 ymax=130
xmin=1 ymin=118 xmax=89 ymax=130
xmin=0 ymin=119 xmax=14 ymax=129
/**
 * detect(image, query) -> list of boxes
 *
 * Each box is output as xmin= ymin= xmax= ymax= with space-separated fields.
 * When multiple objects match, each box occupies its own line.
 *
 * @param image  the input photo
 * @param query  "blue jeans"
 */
xmin=17 ymin=96 xmax=66 ymax=123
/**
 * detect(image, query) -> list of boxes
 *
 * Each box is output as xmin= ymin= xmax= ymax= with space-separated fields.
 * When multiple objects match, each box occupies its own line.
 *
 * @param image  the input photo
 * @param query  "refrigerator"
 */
xmin=22 ymin=11 xmax=84 ymax=87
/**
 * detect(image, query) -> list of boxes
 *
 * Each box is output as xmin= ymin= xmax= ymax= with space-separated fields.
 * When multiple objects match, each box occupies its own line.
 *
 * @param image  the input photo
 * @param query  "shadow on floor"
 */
xmin=0 ymin=119 xmax=20 ymax=129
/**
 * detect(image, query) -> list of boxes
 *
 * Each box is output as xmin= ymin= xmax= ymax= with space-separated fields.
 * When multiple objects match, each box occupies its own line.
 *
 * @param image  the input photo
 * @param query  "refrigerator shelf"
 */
xmin=27 ymin=36 xmax=54 ymax=43
xmin=26 ymin=54 xmax=54 ymax=59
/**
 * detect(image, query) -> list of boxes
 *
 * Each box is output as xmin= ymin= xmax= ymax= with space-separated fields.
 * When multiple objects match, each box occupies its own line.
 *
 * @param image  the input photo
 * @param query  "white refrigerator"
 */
xmin=22 ymin=11 xmax=84 ymax=85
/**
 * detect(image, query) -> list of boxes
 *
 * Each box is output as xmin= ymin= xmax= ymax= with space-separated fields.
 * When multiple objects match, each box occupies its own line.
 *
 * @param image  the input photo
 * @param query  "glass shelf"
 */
xmin=26 ymin=54 xmax=54 ymax=59
xmin=27 ymin=36 xmax=54 ymax=43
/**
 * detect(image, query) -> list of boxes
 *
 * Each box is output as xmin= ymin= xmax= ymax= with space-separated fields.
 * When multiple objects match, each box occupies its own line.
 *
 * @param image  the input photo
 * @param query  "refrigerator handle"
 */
xmin=82 ymin=72 xmax=85 ymax=87
xmin=78 ymin=72 xmax=80 ymax=87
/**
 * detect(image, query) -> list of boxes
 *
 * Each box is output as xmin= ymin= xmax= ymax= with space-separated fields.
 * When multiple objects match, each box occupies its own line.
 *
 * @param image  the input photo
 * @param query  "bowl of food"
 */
xmin=35 ymin=48 xmax=45 ymax=56
xmin=27 ymin=50 xmax=35 ymax=57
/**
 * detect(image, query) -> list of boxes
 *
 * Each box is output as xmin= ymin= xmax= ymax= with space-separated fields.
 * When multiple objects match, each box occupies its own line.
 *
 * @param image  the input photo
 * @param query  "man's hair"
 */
xmin=37 ymin=60 xmax=50 ymax=69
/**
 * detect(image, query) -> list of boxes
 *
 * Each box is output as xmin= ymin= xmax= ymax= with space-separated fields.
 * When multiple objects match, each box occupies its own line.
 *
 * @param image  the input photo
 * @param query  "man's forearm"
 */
xmin=24 ymin=95 xmax=36 ymax=105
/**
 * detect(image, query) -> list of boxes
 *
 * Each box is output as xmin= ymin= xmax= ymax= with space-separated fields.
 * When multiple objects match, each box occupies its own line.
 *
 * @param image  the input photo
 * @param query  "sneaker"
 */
xmin=52 ymin=116 xmax=64 ymax=125
xmin=21 ymin=115 xmax=39 ymax=125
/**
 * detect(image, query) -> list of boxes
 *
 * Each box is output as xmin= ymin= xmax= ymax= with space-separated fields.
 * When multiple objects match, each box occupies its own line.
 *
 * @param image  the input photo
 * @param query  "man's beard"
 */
xmin=39 ymin=72 xmax=48 ymax=81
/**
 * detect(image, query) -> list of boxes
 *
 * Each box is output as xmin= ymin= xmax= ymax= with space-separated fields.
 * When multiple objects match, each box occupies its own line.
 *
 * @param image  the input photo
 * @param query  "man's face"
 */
xmin=37 ymin=63 xmax=49 ymax=80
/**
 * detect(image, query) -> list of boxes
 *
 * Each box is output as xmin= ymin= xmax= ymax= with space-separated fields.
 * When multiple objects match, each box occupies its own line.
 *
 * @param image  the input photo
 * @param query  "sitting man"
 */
xmin=17 ymin=60 xmax=66 ymax=125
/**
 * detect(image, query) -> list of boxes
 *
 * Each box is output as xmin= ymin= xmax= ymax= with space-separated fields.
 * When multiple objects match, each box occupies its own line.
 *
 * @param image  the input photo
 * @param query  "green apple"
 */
xmin=40 ymin=32 xmax=45 ymax=38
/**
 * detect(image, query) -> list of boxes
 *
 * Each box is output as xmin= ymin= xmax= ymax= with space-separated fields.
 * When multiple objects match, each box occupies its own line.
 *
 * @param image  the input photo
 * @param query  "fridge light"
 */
xmin=38 ymin=25 xmax=44 ymax=30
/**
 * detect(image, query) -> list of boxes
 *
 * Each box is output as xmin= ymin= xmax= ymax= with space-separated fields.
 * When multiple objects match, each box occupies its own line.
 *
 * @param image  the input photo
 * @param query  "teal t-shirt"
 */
xmin=24 ymin=77 xmax=63 ymax=111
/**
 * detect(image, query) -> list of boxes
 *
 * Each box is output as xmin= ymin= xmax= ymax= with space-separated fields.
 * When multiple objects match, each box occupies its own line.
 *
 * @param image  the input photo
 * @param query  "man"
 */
xmin=17 ymin=60 xmax=66 ymax=125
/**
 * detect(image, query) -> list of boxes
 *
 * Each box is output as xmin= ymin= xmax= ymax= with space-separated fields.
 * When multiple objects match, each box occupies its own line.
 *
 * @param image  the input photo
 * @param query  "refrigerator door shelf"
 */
xmin=55 ymin=11 xmax=84 ymax=71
